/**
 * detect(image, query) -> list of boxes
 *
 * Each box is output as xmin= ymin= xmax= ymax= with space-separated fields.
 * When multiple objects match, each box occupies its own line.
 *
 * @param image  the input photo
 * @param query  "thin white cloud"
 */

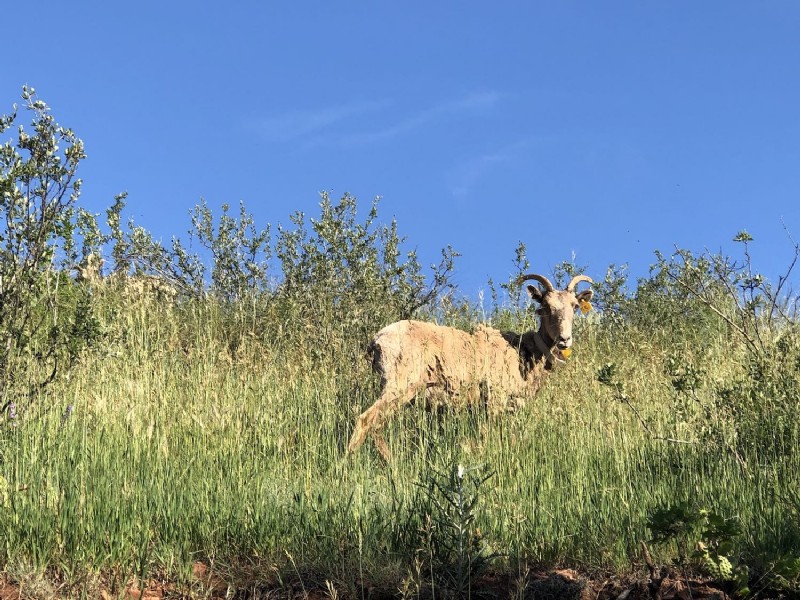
xmin=446 ymin=138 xmax=532 ymax=198
xmin=253 ymin=91 xmax=502 ymax=147
xmin=452 ymin=91 xmax=502 ymax=111
xmin=448 ymin=153 xmax=508 ymax=198
xmin=254 ymin=100 xmax=386 ymax=143
xmin=342 ymin=91 xmax=502 ymax=146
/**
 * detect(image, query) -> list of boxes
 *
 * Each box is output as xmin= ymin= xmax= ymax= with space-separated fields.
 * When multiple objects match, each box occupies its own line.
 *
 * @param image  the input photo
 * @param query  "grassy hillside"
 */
xmin=1 ymin=263 xmax=798 ymax=597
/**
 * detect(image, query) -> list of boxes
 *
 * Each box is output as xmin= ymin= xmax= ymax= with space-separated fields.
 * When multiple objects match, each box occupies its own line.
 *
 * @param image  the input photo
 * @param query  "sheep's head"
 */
xmin=517 ymin=273 xmax=594 ymax=360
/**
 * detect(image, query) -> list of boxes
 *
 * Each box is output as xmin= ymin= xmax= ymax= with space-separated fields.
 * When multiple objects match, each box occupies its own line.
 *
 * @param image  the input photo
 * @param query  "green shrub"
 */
xmin=0 ymin=87 xmax=102 ymax=413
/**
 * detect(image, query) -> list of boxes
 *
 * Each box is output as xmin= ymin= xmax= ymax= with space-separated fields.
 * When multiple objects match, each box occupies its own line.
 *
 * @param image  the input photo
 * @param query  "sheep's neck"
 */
xmin=532 ymin=326 xmax=556 ymax=371
xmin=503 ymin=328 xmax=555 ymax=376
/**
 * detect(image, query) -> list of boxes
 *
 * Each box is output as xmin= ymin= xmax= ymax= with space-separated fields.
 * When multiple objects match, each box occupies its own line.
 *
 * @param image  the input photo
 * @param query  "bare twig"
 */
xmin=618 ymin=393 xmax=694 ymax=445
xmin=641 ymin=541 xmax=665 ymax=600
xmin=768 ymin=223 xmax=800 ymax=324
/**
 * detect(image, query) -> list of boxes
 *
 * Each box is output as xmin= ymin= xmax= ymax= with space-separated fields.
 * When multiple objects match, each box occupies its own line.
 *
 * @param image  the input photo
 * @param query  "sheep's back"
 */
xmin=371 ymin=321 xmax=532 ymax=409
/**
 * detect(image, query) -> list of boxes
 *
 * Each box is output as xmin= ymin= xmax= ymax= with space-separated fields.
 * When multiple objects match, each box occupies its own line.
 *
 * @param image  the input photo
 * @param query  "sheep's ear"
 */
xmin=527 ymin=284 xmax=544 ymax=303
xmin=576 ymin=289 xmax=594 ymax=303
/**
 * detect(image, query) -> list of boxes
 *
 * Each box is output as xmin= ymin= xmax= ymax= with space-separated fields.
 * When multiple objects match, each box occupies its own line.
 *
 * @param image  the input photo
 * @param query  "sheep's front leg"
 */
xmin=347 ymin=383 xmax=420 ymax=454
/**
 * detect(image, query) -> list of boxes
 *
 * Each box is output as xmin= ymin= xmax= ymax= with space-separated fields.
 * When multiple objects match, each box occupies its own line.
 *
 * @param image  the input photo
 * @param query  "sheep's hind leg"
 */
xmin=347 ymin=384 xmax=419 ymax=454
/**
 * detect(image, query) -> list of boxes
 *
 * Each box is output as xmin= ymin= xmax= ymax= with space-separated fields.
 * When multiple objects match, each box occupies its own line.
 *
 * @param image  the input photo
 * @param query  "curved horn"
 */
xmin=567 ymin=274 xmax=593 ymax=292
xmin=515 ymin=273 xmax=554 ymax=292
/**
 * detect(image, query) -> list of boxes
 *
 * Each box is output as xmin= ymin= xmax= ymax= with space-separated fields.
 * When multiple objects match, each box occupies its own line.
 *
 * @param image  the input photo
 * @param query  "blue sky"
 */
xmin=4 ymin=2 xmax=800 ymax=298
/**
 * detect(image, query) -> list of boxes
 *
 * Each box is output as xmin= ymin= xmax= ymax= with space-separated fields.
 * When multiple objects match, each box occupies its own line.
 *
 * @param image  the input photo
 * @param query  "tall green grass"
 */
xmin=1 ymin=283 xmax=799 ymax=593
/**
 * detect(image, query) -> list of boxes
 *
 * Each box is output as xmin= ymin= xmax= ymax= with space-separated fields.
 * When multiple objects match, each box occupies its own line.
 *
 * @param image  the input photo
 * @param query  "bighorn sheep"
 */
xmin=74 ymin=253 xmax=178 ymax=303
xmin=347 ymin=273 xmax=593 ymax=454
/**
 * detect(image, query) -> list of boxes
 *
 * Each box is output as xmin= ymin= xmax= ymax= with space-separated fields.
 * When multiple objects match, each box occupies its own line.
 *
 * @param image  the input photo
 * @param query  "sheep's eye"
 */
xmin=536 ymin=307 xmax=547 ymax=316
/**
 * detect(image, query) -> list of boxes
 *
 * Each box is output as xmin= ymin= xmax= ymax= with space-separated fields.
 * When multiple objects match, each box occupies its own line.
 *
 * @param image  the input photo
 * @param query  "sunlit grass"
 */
xmin=1 ymin=293 xmax=798 ymax=591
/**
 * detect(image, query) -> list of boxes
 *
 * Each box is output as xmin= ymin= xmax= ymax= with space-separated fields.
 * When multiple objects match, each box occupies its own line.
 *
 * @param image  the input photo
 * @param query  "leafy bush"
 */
xmin=648 ymin=502 xmax=749 ymax=594
xmin=272 ymin=192 xmax=458 ymax=343
xmin=0 ymin=87 xmax=102 ymax=414
xmin=604 ymin=233 xmax=800 ymax=458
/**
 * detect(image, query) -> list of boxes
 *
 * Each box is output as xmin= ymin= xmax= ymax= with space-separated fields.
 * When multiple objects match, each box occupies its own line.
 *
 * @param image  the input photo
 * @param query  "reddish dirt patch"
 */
xmin=0 ymin=565 xmax=750 ymax=599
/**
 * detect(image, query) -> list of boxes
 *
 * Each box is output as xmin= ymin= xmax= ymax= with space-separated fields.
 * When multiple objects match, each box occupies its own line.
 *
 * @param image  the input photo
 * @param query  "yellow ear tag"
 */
xmin=579 ymin=300 xmax=593 ymax=314
xmin=560 ymin=348 xmax=572 ymax=360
